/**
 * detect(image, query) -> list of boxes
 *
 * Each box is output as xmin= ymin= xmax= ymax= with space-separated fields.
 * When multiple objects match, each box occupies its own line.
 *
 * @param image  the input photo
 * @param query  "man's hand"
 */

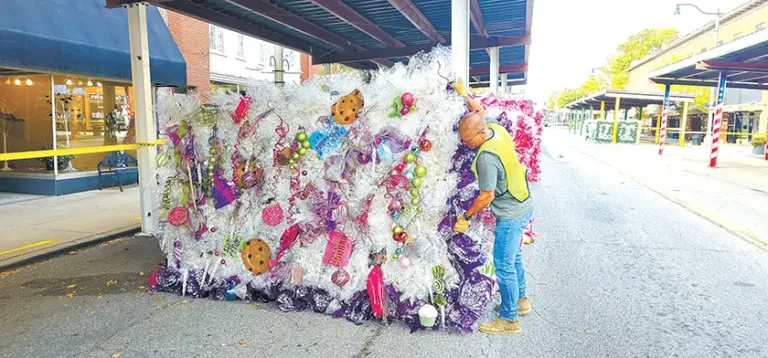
xmin=453 ymin=214 xmax=470 ymax=233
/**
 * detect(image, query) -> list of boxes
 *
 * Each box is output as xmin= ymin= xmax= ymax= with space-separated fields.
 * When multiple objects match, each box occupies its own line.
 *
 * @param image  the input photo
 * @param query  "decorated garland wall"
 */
xmin=149 ymin=49 xmax=543 ymax=333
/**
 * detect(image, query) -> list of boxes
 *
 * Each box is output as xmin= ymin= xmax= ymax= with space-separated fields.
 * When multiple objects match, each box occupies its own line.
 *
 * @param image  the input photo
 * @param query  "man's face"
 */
xmin=459 ymin=113 xmax=485 ymax=149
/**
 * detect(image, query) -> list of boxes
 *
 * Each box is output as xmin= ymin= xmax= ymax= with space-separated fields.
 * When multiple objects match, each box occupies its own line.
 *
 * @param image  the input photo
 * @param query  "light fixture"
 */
xmin=14 ymin=78 xmax=21 ymax=86
xmin=65 ymin=78 xmax=73 ymax=86
xmin=96 ymin=81 xmax=102 ymax=87
xmin=87 ymin=79 xmax=93 ymax=86
xmin=4 ymin=77 xmax=9 ymax=85
xmin=26 ymin=78 xmax=33 ymax=86
xmin=78 ymin=79 xmax=83 ymax=86
xmin=673 ymin=5 xmax=681 ymax=15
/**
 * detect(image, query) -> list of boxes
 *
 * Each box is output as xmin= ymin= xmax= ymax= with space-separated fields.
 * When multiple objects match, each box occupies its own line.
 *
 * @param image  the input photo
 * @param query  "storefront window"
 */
xmin=52 ymin=75 xmax=134 ymax=171
xmin=0 ymin=73 xmax=53 ymax=172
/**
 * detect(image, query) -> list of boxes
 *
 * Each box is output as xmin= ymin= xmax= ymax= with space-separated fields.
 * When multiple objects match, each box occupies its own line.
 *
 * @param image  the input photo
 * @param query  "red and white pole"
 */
xmin=658 ymin=85 xmax=670 ymax=155
xmin=709 ymin=72 xmax=727 ymax=168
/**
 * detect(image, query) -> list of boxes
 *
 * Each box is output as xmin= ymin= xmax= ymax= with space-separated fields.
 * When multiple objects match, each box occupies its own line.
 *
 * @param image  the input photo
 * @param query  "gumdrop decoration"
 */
xmin=231 ymin=93 xmax=251 ymax=124
xmin=261 ymin=200 xmax=284 ymax=227
xmin=367 ymin=265 xmax=385 ymax=318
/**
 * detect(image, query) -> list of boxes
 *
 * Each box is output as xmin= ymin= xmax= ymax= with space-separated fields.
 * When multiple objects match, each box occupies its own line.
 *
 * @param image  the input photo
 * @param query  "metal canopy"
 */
xmin=648 ymin=29 xmax=768 ymax=90
xmin=566 ymin=90 xmax=695 ymax=110
xmin=106 ymin=0 xmax=532 ymax=79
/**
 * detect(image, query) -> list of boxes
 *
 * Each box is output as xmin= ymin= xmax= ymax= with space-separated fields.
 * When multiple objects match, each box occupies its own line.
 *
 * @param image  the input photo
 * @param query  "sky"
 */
xmin=526 ymin=0 xmax=742 ymax=103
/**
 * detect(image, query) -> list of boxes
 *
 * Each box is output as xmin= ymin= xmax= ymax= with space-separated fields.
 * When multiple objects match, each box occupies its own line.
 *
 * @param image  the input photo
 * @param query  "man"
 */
xmin=454 ymin=98 xmax=534 ymax=335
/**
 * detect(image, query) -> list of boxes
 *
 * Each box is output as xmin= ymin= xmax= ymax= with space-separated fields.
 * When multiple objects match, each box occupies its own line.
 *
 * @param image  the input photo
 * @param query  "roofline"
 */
xmin=565 ymin=89 xmax=695 ymax=108
xmin=647 ymin=29 xmax=768 ymax=78
xmin=628 ymin=0 xmax=768 ymax=71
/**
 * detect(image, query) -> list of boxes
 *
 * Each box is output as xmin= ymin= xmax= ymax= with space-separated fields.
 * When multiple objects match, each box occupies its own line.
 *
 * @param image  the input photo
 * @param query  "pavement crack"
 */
xmin=353 ymin=324 xmax=383 ymax=358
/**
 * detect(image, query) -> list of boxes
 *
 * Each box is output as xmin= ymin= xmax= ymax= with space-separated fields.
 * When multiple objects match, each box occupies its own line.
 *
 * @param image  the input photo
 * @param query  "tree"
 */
xmin=656 ymin=54 xmax=711 ymax=112
xmin=606 ymin=28 xmax=679 ymax=89
xmin=545 ymin=91 xmax=559 ymax=109
xmin=556 ymin=88 xmax=581 ymax=109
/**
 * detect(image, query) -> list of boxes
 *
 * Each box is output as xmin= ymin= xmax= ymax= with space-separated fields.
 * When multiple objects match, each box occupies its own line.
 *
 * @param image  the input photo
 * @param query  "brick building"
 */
xmin=158 ymin=9 xmax=211 ymax=94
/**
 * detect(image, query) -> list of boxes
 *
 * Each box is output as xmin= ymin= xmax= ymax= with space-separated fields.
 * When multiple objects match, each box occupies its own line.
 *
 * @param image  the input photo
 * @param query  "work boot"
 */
xmin=478 ymin=318 xmax=522 ymax=335
xmin=494 ymin=297 xmax=532 ymax=316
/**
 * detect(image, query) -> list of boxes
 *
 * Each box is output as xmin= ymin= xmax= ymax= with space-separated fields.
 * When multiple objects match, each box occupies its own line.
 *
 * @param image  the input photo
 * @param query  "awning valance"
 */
xmin=0 ymin=0 xmax=186 ymax=86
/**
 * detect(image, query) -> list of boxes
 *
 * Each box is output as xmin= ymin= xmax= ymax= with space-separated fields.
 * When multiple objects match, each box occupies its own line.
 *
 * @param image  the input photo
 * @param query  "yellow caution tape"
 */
xmin=0 ymin=140 xmax=164 ymax=161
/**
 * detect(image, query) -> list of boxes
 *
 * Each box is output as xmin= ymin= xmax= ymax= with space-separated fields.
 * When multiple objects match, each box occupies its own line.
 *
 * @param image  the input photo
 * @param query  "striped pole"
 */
xmin=659 ymin=85 xmax=670 ymax=155
xmin=709 ymin=71 xmax=727 ymax=168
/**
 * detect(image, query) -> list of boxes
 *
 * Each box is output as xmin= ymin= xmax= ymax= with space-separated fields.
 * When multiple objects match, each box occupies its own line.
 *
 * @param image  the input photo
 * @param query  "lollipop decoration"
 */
xmin=168 ymin=206 xmax=188 ymax=226
xmin=261 ymin=199 xmax=284 ymax=227
xmin=389 ymin=92 xmax=416 ymax=118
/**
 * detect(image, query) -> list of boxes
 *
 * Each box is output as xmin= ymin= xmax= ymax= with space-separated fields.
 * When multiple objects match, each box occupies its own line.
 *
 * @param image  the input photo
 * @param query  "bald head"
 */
xmin=458 ymin=112 xmax=488 ymax=149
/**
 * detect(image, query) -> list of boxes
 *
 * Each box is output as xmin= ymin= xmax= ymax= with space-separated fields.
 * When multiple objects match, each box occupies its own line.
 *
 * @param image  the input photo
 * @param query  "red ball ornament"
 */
xmin=419 ymin=139 xmax=432 ymax=152
xmin=168 ymin=207 xmax=188 ymax=226
xmin=332 ymin=269 xmax=350 ymax=287
xmin=393 ymin=231 xmax=409 ymax=243
xmin=401 ymin=92 xmax=415 ymax=107
xmin=394 ymin=163 xmax=406 ymax=173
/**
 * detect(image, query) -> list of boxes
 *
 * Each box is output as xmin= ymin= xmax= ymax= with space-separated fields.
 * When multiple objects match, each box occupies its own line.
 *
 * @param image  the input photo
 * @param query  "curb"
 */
xmin=570 ymin=145 xmax=768 ymax=252
xmin=0 ymin=225 xmax=142 ymax=272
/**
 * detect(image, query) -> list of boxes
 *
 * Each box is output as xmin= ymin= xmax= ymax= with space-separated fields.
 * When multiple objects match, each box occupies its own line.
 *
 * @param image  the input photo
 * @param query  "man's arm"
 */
xmin=465 ymin=190 xmax=494 ymax=218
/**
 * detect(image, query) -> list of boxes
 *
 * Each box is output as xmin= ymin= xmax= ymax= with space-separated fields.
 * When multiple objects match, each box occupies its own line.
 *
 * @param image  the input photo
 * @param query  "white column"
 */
xmin=489 ymin=47 xmax=499 ymax=94
xmin=274 ymin=46 xmax=284 ymax=86
xmin=50 ymin=74 xmax=58 ymax=178
xmin=500 ymin=73 xmax=508 ymax=95
xmin=451 ymin=0 xmax=470 ymax=83
xmin=127 ymin=3 xmax=157 ymax=235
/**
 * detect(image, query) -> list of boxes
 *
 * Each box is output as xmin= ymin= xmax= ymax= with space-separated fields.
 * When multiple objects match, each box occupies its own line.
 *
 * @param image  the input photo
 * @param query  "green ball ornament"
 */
xmin=410 ymin=189 xmax=419 ymax=198
xmin=298 ymin=147 xmax=308 ymax=156
xmin=417 ymin=206 xmax=424 ymax=213
xmin=301 ymin=140 xmax=311 ymax=149
xmin=410 ymin=198 xmax=420 ymax=206
xmin=393 ymin=225 xmax=404 ymax=234
xmin=295 ymin=132 xmax=308 ymax=142
xmin=210 ymin=157 xmax=217 ymax=163
xmin=288 ymin=158 xmax=295 ymax=165
xmin=393 ymin=253 xmax=400 ymax=260
xmin=405 ymin=153 xmax=416 ymax=163
xmin=209 ymin=148 xmax=216 ymax=155
xmin=411 ymin=178 xmax=422 ymax=188
xmin=414 ymin=165 xmax=427 ymax=178
xmin=208 ymin=172 xmax=214 ymax=177
xmin=292 ymin=152 xmax=300 ymax=160
xmin=415 ymin=213 xmax=422 ymax=219
xmin=208 ymin=165 xmax=214 ymax=170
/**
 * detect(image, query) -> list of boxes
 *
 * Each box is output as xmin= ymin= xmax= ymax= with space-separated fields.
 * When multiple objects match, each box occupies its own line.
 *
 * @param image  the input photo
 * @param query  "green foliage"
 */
xmin=556 ymin=88 xmax=582 ymax=109
xmin=751 ymin=136 xmax=766 ymax=146
xmin=657 ymin=54 xmax=711 ymax=112
xmin=607 ymin=28 xmax=679 ymax=89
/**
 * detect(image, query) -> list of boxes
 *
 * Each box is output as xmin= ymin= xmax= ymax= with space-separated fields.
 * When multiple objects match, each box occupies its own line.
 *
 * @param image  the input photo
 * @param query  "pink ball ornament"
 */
xmin=401 ymin=92 xmax=415 ymax=107
xmin=399 ymin=256 xmax=410 ymax=269
xmin=400 ymin=106 xmax=410 ymax=116
xmin=262 ymin=201 xmax=284 ymax=227
xmin=168 ymin=207 xmax=188 ymax=226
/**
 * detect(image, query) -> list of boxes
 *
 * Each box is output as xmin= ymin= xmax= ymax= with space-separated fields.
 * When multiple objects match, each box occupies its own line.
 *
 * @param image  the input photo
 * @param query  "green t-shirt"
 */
xmin=475 ymin=128 xmax=533 ymax=220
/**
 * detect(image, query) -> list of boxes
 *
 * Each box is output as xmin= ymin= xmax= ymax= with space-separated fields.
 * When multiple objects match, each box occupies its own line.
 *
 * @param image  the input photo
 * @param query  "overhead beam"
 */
xmin=696 ymin=60 xmax=768 ymax=73
xmin=228 ymin=0 xmax=394 ymax=67
xmin=470 ymin=64 xmax=527 ymax=76
xmin=105 ymin=0 xmax=168 ymax=8
xmin=727 ymin=72 xmax=768 ymax=82
xmin=311 ymin=0 xmax=405 ymax=48
xmin=469 ymin=0 xmax=487 ymax=37
xmin=313 ymin=35 xmax=530 ymax=64
xmin=387 ymin=0 xmax=447 ymax=43
xmin=469 ymin=79 xmax=526 ymax=88
xmin=651 ymin=77 xmax=768 ymax=91
xmin=163 ymin=1 xmax=315 ymax=54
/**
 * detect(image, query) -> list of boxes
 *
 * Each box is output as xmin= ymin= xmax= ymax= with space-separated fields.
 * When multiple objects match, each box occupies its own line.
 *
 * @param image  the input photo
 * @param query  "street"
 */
xmin=2 ymin=133 xmax=768 ymax=358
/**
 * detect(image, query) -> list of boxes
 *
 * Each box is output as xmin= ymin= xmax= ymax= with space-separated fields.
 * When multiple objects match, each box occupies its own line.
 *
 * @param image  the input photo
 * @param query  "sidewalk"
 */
xmin=0 ymin=186 xmax=141 ymax=269
xmin=546 ymin=127 xmax=768 ymax=249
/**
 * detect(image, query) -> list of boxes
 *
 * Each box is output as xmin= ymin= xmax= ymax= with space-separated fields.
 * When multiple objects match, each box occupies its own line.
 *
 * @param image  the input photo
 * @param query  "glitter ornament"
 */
xmin=410 ymin=147 xmax=421 ymax=156
xmin=401 ymin=92 xmax=415 ymax=107
xmin=410 ymin=189 xmax=419 ymax=197
xmin=404 ymin=153 xmax=415 ymax=163
xmin=411 ymin=178 xmax=423 ymax=187
xmin=410 ymin=198 xmax=419 ymax=206
xmin=261 ymin=201 xmax=284 ymax=227
xmin=301 ymin=140 xmax=311 ymax=149
xmin=298 ymin=147 xmax=308 ymax=156
xmin=168 ymin=207 xmax=188 ymax=226
xmin=295 ymin=132 xmax=308 ymax=142
xmin=392 ymin=225 xmax=404 ymax=234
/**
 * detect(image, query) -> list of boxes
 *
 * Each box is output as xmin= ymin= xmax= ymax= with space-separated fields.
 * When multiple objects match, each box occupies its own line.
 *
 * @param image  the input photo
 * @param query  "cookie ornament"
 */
xmin=241 ymin=238 xmax=271 ymax=275
xmin=331 ymin=89 xmax=364 ymax=125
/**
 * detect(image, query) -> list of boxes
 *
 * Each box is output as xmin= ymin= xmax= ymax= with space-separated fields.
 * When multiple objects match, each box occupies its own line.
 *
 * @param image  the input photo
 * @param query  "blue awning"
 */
xmin=0 ymin=0 xmax=186 ymax=86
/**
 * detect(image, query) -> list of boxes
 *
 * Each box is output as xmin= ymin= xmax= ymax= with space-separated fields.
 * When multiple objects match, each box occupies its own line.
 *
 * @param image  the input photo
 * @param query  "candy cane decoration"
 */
xmin=271 ymin=118 xmax=289 ymax=197
xmin=658 ymin=86 xmax=669 ymax=155
xmin=287 ymin=168 xmax=301 ymax=224
xmin=710 ymin=72 xmax=727 ymax=168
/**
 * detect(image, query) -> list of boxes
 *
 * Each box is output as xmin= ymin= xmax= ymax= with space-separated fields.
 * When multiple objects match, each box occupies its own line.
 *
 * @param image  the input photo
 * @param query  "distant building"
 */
xmin=627 ymin=0 xmax=768 ymax=142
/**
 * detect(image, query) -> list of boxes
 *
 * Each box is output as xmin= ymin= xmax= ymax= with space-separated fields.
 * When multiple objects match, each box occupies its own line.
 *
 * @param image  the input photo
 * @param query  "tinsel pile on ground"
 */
xmin=149 ymin=49 xmax=543 ymax=333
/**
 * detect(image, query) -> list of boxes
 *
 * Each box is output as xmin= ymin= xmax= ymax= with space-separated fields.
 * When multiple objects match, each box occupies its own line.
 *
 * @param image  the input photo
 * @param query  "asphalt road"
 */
xmin=2 ymin=137 xmax=768 ymax=358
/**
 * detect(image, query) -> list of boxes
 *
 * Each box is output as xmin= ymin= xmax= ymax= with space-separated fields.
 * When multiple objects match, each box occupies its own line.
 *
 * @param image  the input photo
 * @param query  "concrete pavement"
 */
xmin=551 ymin=128 xmax=768 ymax=250
xmin=2 ymin=138 xmax=768 ymax=357
xmin=0 ymin=186 xmax=141 ymax=269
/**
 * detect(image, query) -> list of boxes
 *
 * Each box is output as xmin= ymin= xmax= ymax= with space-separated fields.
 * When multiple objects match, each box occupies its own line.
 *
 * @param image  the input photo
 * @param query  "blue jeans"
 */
xmin=494 ymin=211 xmax=533 ymax=321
